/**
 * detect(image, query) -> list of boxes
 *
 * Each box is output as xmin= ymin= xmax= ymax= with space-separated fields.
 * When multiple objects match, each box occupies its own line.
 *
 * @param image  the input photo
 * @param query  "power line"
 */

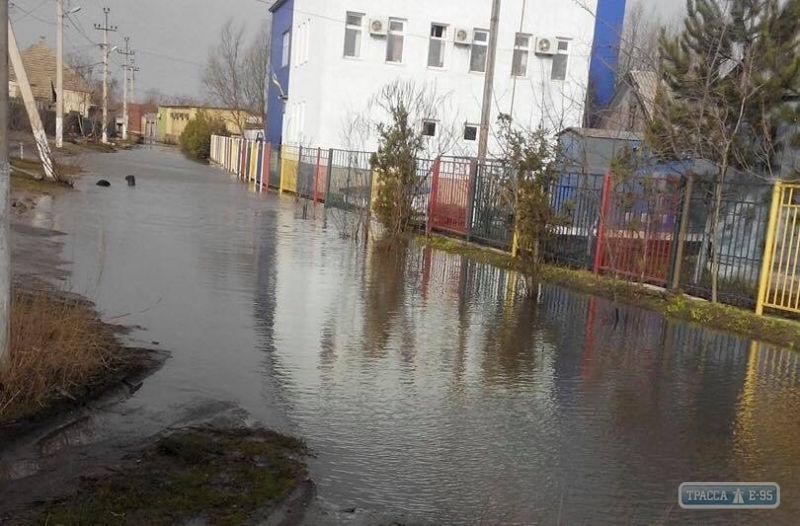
xmin=10 ymin=0 xmax=54 ymax=25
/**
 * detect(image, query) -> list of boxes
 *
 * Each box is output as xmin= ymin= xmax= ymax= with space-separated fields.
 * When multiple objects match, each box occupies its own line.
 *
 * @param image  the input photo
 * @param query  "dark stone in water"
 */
xmin=125 ymin=175 xmax=136 ymax=186
xmin=96 ymin=180 xmax=111 ymax=187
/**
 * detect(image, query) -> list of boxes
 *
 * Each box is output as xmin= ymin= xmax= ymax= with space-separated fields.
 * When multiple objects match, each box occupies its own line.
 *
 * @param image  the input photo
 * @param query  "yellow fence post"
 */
xmin=755 ymin=180 xmax=783 ymax=316
xmin=511 ymin=230 xmax=519 ymax=258
xmin=279 ymin=146 xmax=285 ymax=194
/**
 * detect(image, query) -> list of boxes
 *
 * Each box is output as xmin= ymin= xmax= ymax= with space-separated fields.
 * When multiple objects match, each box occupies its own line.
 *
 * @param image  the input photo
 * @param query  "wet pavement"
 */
xmin=3 ymin=146 xmax=800 ymax=525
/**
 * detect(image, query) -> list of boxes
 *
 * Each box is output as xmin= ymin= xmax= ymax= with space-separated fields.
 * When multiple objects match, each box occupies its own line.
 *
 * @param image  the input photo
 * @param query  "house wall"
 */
xmin=63 ymin=89 xmax=91 ymax=117
xmin=267 ymin=0 xmax=294 ymax=145
xmin=598 ymin=84 xmax=647 ymax=133
xmin=8 ymin=81 xmax=91 ymax=117
xmin=158 ymin=106 xmax=252 ymax=143
xmin=278 ymin=0 xmax=598 ymax=156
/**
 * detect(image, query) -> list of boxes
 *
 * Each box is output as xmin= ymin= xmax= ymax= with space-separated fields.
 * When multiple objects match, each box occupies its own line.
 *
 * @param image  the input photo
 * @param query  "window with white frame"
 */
xmin=470 ymin=29 xmax=489 ymax=72
xmin=281 ymin=30 xmax=290 ymax=67
xmin=551 ymin=39 xmax=570 ymax=80
xmin=512 ymin=33 xmax=530 ymax=77
xmin=386 ymin=18 xmax=405 ymax=63
xmin=296 ymin=20 xmax=310 ymax=66
xmin=422 ymin=120 xmax=437 ymax=137
xmin=464 ymin=124 xmax=478 ymax=141
xmin=428 ymin=24 xmax=446 ymax=68
xmin=344 ymin=12 xmax=363 ymax=58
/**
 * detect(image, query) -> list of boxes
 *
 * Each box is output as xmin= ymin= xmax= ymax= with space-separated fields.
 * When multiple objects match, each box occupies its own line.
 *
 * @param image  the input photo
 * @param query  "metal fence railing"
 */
xmin=470 ymin=160 xmax=514 ymax=249
xmin=546 ymin=172 xmax=604 ymax=268
xmin=209 ymin=136 xmax=798 ymax=318
xmin=326 ymin=149 xmax=373 ymax=212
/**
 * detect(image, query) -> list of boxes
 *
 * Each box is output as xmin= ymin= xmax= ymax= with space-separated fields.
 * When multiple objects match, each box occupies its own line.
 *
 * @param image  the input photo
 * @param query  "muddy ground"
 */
xmin=0 ymin=178 xmax=316 ymax=526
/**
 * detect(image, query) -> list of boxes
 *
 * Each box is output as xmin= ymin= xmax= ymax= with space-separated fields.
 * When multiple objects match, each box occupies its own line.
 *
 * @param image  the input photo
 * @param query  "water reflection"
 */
xmin=276 ymin=239 xmax=800 ymax=524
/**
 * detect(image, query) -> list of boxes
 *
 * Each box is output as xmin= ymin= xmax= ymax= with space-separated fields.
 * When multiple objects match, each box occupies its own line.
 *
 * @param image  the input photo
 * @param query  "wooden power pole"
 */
xmin=117 ymin=37 xmax=133 ymax=141
xmin=56 ymin=0 xmax=63 ymax=148
xmin=477 ymin=0 xmax=501 ymax=159
xmin=0 ymin=0 xmax=9 ymax=364
xmin=94 ymin=8 xmax=117 ymax=144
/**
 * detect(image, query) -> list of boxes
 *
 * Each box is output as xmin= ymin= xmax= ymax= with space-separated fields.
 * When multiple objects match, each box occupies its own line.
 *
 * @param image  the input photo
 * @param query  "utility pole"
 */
xmin=117 ymin=37 xmax=133 ymax=140
xmin=130 ymin=60 xmax=139 ymax=104
xmin=56 ymin=2 xmax=81 ymax=149
xmin=477 ymin=0 xmax=501 ymax=160
xmin=9 ymin=22 xmax=56 ymax=180
xmin=0 ymin=0 xmax=9 ymax=364
xmin=94 ymin=8 xmax=117 ymax=144
xmin=56 ymin=0 xmax=63 ymax=148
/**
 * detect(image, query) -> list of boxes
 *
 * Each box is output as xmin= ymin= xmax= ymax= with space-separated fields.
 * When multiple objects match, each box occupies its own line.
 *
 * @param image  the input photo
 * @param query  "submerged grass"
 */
xmin=414 ymin=233 xmax=800 ymax=350
xmin=0 ymin=291 xmax=125 ymax=422
xmin=30 ymin=427 xmax=308 ymax=526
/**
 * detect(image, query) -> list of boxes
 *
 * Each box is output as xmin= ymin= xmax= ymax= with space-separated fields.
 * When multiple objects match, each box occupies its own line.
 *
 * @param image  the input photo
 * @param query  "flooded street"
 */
xmin=6 ymin=147 xmax=800 ymax=524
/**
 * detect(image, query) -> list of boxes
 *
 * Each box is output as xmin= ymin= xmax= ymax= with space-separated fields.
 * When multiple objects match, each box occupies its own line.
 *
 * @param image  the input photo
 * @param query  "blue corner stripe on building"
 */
xmin=266 ymin=0 xmax=294 ymax=146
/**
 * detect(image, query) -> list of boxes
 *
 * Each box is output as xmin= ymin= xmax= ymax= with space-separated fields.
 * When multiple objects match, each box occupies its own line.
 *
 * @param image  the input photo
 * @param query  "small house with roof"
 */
xmin=9 ymin=40 xmax=92 ymax=117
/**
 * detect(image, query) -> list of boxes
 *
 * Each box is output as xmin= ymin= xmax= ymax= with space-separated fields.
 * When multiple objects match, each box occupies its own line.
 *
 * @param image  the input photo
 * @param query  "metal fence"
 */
xmin=681 ymin=177 xmax=772 ymax=306
xmin=595 ymin=172 xmax=683 ymax=286
xmin=757 ymin=181 xmax=800 ymax=315
xmin=546 ymin=172 xmax=604 ymax=268
xmin=326 ymin=149 xmax=373 ymax=212
xmin=428 ymin=157 xmax=474 ymax=237
xmin=209 ymin=136 xmax=800 ymax=318
xmin=470 ymin=160 xmax=514 ymax=249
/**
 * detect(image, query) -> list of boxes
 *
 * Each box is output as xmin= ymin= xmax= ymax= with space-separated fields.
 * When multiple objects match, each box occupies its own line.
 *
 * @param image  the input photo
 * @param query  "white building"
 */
xmin=273 ymin=0 xmax=598 ymax=156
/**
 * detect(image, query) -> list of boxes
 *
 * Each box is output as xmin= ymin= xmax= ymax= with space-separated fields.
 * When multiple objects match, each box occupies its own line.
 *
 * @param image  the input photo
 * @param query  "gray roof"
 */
xmin=9 ymin=41 xmax=90 ymax=100
xmin=628 ymin=70 xmax=659 ymax=121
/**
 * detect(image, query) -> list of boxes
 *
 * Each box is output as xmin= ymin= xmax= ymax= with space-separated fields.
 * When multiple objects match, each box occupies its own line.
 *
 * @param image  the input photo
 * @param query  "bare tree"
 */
xmin=242 ymin=21 xmax=270 ymax=123
xmin=369 ymin=79 xmax=461 ymax=236
xmin=616 ymin=0 xmax=662 ymax=86
xmin=203 ymin=18 xmax=269 ymax=135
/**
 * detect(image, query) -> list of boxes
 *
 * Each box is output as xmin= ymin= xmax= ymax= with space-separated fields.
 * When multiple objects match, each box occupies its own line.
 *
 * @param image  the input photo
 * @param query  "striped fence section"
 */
xmin=210 ymin=136 xmax=798 ymax=319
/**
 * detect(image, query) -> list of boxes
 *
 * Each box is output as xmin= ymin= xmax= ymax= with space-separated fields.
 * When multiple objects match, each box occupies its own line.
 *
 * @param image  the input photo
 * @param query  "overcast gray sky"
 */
xmin=10 ymin=0 xmax=683 ymax=100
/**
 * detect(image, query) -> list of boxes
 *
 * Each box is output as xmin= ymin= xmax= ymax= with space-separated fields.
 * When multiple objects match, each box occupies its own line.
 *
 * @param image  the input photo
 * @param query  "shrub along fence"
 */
xmin=209 ymin=136 xmax=799 ymax=318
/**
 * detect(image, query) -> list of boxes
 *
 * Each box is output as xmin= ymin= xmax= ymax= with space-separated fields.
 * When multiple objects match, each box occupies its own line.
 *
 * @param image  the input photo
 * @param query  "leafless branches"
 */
xmin=202 ymin=18 xmax=269 ymax=134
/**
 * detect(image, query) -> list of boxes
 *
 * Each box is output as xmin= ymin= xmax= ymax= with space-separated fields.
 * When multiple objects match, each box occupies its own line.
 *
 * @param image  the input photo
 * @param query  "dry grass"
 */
xmin=0 ymin=290 xmax=123 ymax=422
xmin=10 ymin=157 xmax=83 ymax=188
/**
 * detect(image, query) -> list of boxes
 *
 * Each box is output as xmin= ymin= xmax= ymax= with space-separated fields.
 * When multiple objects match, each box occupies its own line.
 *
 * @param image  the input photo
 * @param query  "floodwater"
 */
xmin=6 ymin=147 xmax=800 ymax=524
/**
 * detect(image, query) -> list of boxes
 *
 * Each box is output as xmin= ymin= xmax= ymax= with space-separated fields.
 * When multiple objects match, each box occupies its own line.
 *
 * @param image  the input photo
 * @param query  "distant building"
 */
xmin=142 ymin=113 xmax=158 ymax=143
xmin=9 ymin=40 xmax=92 ymax=117
xmin=267 ymin=0 xmax=623 ymax=155
xmin=156 ymin=105 xmax=259 ymax=143
xmin=598 ymin=70 xmax=658 ymax=133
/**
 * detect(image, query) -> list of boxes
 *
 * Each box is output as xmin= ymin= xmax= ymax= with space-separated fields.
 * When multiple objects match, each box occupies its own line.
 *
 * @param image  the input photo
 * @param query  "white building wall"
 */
xmin=284 ymin=0 xmax=597 ymax=156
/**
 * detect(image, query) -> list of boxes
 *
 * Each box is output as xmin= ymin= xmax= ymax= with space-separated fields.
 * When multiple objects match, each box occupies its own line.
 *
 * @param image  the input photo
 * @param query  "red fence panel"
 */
xmin=595 ymin=172 xmax=682 ymax=286
xmin=429 ymin=157 xmax=472 ymax=236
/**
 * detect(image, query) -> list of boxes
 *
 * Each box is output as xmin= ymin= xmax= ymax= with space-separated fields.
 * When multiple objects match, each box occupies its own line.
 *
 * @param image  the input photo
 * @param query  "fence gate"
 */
xmin=595 ymin=172 xmax=682 ymax=286
xmin=428 ymin=157 xmax=473 ymax=236
xmin=756 ymin=182 xmax=800 ymax=315
xmin=470 ymin=160 xmax=514 ymax=249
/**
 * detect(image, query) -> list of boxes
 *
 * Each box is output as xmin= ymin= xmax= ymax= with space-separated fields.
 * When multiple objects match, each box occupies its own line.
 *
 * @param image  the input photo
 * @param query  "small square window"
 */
xmin=422 ymin=121 xmax=437 ymax=137
xmin=464 ymin=124 xmax=478 ymax=141
xmin=558 ymin=40 xmax=569 ymax=51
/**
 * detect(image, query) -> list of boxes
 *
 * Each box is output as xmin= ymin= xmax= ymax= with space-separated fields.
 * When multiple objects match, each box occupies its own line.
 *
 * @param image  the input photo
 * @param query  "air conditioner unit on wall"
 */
xmin=454 ymin=28 xmax=471 ymax=45
xmin=370 ymin=18 xmax=388 ymax=36
xmin=535 ymin=37 xmax=557 ymax=55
